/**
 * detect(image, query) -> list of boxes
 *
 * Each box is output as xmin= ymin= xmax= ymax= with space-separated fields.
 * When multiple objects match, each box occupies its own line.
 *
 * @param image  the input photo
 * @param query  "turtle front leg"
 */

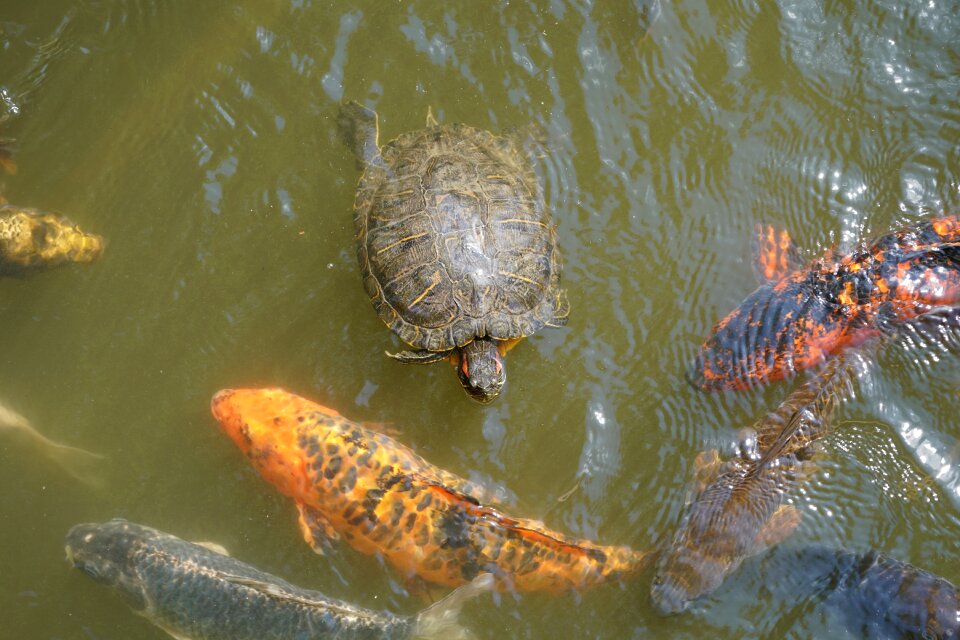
xmin=337 ymin=101 xmax=383 ymax=168
xmin=385 ymin=348 xmax=453 ymax=364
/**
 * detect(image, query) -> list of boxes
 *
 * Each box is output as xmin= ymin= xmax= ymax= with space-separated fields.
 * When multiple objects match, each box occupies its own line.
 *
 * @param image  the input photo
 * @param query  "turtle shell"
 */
xmin=354 ymin=122 xmax=567 ymax=352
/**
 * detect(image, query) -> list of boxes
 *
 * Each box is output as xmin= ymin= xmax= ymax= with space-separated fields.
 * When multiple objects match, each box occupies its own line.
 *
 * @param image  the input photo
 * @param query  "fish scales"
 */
xmin=212 ymin=388 xmax=647 ymax=592
xmin=651 ymin=358 xmax=853 ymax=614
xmin=65 ymin=520 xmax=421 ymax=639
xmin=692 ymin=215 xmax=960 ymax=390
xmin=789 ymin=545 xmax=960 ymax=640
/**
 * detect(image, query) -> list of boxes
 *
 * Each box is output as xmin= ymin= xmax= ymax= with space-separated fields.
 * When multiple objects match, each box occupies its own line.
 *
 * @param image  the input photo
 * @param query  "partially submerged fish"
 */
xmin=691 ymin=217 xmax=960 ymax=390
xmin=0 ymin=135 xmax=15 ymax=174
xmin=66 ymin=519 xmax=491 ymax=640
xmin=0 ymin=399 xmax=103 ymax=486
xmin=0 ymin=205 xmax=104 ymax=273
xmin=211 ymin=388 xmax=648 ymax=592
xmin=651 ymin=358 xmax=855 ymax=614
xmin=790 ymin=545 xmax=959 ymax=640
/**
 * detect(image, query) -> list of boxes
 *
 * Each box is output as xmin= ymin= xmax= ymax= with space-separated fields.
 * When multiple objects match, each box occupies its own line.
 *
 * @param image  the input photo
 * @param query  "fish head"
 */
xmin=0 ymin=207 xmax=104 ymax=272
xmin=64 ymin=519 xmax=149 ymax=610
xmin=650 ymin=482 xmax=752 ymax=615
xmin=649 ymin=533 xmax=734 ymax=615
xmin=210 ymin=388 xmax=330 ymax=500
xmin=455 ymin=339 xmax=505 ymax=404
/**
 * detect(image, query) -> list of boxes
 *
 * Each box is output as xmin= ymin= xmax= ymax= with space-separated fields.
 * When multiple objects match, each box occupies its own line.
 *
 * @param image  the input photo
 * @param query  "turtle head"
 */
xmin=456 ymin=339 xmax=505 ymax=404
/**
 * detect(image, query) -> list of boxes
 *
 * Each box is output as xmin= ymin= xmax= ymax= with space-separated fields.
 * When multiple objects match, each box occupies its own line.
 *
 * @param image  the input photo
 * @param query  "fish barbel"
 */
xmin=211 ymin=388 xmax=649 ymax=592
xmin=66 ymin=519 xmax=492 ymax=640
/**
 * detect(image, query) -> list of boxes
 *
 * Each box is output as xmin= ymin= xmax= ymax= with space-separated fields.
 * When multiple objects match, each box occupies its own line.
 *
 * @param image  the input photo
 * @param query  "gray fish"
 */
xmin=65 ymin=519 xmax=492 ymax=640
xmin=784 ymin=545 xmax=959 ymax=640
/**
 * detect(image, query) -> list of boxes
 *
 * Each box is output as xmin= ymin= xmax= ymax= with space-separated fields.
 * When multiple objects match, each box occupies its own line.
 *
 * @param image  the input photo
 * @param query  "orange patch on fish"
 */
xmin=691 ymin=215 xmax=960 ymax=391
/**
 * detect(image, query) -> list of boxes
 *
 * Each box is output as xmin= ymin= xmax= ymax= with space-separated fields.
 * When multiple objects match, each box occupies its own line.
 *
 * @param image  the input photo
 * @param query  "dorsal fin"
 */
xmin=422 ymin=482 xmax=608 ymax=561
xmin=751 ymin=222 xmax=804 ymax=284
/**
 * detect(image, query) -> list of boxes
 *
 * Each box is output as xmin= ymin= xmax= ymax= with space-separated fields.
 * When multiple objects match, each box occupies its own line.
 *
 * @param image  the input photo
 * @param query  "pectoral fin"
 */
xmin=156 ymin=622 xmax=197 ymax=640
xmin=691 ymin=449 xmax=724 ymax=495
xmin=752 ymin=504 xmax=801 ymax=552
xmin=193 ymin=541 xmax=230 ymax=556
xmin=752 ymin=223 xmax=803 ymax=284
xmin=296 ymin=502 xmax=340 ymax=556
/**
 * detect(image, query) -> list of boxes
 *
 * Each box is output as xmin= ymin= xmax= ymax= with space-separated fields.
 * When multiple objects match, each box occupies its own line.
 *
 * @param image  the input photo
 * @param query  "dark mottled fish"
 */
xmin=789 ymin=545 xmax=959 ymax=640
xmin=0 ymin=399 xmax=103 ymax=486
xmin=211 ymin=388 xmax=649 ymax=592
xmin=691 ymin=217 xmax=960 ymax=390
xmin=651 ymin=357 xmax=856 ymax=614
xmin=0 ymin=205 xmax=104 ymax=273
xmin=66 ymin=519 xmax=492 ymax=640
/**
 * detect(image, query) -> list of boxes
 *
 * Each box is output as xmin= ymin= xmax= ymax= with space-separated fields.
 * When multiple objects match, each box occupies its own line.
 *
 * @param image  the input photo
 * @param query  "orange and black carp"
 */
xmin=691 ymin=217 xmax=960 ymax=390
xmin=211 ymin=388 xmax=648 ymax=592
xmin=651 ymin=359 xmax=854 ymax=614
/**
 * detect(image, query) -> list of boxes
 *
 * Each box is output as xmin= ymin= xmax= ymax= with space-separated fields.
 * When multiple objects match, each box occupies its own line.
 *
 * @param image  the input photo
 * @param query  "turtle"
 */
xmin=338 ymin=101 xmax=569 ymax=403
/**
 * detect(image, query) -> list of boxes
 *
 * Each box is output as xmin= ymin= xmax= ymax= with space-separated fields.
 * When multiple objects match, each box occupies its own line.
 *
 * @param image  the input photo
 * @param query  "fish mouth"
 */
xmin=649 ymin=579 xmax=694 ymax=616
xmin=210 ymin=389 xmax=235 ymax=421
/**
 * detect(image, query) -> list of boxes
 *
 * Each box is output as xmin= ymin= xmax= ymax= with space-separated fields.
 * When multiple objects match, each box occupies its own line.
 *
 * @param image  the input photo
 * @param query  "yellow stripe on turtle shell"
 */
xmin=495 ymin=218 xmax=547 ymax=227
xmin=375 ymin=232 xmax=429 ymax=255
xmin=499 ymin=271 xmax=544 ymax=288
xmin=409 ymin=271 xmax=442 ymax=308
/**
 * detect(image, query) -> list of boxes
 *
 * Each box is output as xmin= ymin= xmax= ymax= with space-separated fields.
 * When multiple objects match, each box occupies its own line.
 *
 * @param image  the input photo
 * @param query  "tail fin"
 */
xmin=412 ymin=573 xmax=494 ymax=640
xmin=0 ymin=400 xmax=105 ymax=487
xmin=37 ymin=438 xmax=106 ymax=488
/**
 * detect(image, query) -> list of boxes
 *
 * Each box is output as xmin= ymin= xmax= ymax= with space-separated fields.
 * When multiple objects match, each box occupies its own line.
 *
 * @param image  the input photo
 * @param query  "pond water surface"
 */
xmin=2 ymin=1 xmax=959 ymax=638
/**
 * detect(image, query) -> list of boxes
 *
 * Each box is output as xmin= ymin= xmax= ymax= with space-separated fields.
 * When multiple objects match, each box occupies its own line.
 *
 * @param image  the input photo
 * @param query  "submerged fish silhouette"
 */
xmin=211 ymin=388 xmax=649 ymax=592
xmin=0 ymin=205 xmax=104 ymax=273
xmin=691 ymin=217 xmax=960 ymax=390
xmin=0 ymin=399 xmax=104 ymax=487
xmin=786 ymin=545 xmax=960 ymax=640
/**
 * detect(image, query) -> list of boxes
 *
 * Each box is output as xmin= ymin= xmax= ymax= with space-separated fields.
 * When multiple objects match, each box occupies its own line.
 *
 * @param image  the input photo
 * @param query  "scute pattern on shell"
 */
xmin=355 ymin=122 xmax=567 ymax=352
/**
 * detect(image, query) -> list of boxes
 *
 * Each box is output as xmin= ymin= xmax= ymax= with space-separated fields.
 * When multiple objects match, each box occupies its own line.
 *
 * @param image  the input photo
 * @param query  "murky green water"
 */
xmin=2 ymin=1 xmax=959 ymax=638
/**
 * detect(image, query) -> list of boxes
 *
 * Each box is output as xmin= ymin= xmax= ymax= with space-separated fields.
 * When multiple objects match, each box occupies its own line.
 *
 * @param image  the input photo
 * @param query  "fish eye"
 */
xmin=652 ymin=575 xmax=663 ymax=587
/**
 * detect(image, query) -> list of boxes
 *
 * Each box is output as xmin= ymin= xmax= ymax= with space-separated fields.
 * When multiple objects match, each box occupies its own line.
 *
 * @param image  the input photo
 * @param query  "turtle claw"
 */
xmin=385 ymin=349 xmax=451 ymax=365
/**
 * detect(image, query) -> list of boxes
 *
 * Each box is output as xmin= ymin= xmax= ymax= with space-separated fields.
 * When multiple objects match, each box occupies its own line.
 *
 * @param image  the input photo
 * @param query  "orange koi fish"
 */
xmin=690 ymin=217 xmax=960 ymax=391
xmin=211 ymin=388 xmax=648 ymax=592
